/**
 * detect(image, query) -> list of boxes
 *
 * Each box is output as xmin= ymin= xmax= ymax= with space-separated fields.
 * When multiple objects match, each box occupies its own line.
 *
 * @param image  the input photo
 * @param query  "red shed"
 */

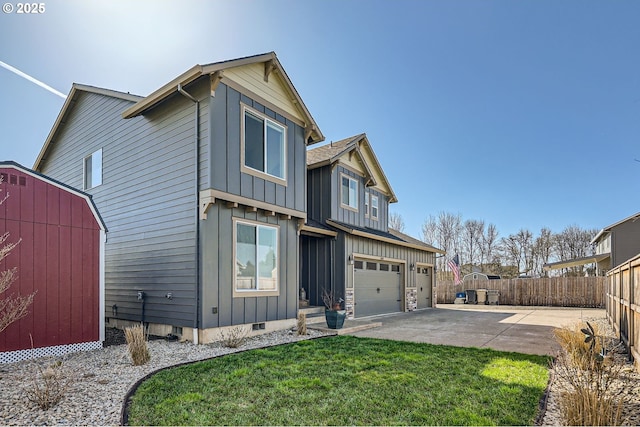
xmin=0 ymin=161 xmax=106 ymax=363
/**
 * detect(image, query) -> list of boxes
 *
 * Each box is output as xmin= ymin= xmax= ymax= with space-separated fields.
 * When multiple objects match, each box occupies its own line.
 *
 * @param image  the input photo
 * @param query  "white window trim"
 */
xmin=371 ymin=194 xmax=379 ymax=220
xmin=232 ymin=218 xmax=280 ymax=298
xmin=240 ymin=104 xmax=287 ymax=186
xmin=340 ymin=174 xmax=359 ymax=212
xmin=83 ymin=148 xmax=103 ymax=190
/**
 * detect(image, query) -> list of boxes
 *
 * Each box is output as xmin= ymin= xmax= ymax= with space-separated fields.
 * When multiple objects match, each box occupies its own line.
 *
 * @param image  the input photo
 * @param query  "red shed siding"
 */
xmin=0 ymin=167 xmax=101 ymax=353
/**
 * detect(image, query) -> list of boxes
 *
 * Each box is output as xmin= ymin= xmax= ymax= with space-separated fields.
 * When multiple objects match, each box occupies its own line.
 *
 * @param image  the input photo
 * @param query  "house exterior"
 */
xmin=544 ymin=212 xmax=640 ymax=276
xmin=300 ymin=134 xmax=444 ymax=318
xmin=34 ymin=52 xmax=324 ymax=343
xmin=0 ymin=161 xmax=106 ymax=363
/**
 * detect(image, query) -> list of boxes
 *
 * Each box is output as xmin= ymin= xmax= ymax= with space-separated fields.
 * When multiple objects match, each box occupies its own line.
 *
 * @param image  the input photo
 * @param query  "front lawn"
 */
xmin=126 ymin=336 xmax=549 ymax=426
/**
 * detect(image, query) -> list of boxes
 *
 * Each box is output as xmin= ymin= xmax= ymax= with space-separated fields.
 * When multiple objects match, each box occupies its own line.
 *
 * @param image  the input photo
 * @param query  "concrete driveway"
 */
xmin=345 ymin=304 xmax=606 ymax=356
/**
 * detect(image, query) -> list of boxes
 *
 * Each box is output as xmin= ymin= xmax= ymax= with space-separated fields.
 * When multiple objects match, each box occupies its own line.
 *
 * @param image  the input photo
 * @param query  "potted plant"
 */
xmin=322 ymin=288 xmax=346 ymax=329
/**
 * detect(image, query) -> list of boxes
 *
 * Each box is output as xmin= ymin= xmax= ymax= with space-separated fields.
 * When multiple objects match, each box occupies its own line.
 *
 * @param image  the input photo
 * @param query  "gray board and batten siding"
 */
xmin=38 ymin=79 xmax=211 ymax=328
xmin=308 ymin=164 xmax=389 ymax=232
xmin=210 ymin=83 xmax=308 ymax=214
xmin=300 ymin=235 xmax=335 ymax=308
xmin=38 ymin=76 xmax=308 ymax=331
xmin=200 ymin=203 xmax=299 ymax=329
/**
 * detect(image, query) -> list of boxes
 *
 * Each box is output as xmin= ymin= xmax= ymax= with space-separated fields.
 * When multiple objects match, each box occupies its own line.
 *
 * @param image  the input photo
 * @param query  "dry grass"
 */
xmin=23 ymin=359 xmax=71 ymax=410
xmin=553 ymin=321 xmax=625 ymax=426
xmin=220 ymin=326 xmax=248 ymax=348
xmin=297 ymin=312 xmax=307 ymax=335
xmin=125 ymin=324 xmax=150 ymax=366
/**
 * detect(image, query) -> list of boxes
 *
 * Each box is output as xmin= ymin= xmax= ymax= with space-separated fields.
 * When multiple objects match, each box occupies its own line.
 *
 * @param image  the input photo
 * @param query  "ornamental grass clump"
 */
xmin=553 ymin=321 xmax=626 ymax=426
xmin=24 ymin=359 xmax=71 ymax=410
xmin=220 ymin=326 xmax=248 ymax=348
xmin=297 ymin=312 xmax=307 ymax=335
xmin=125 ymin=324 xmax=150 ymax=366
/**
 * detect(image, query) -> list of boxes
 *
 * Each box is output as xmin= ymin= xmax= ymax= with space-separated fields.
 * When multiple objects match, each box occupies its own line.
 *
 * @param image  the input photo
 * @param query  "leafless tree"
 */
xmin=499 ymin=229 xmax=533 ymax=276
xmin=422 ymin=211 xmax=462 ymax=279
xmin=0 ymin=176 xmax=35 ymax=333
xmin=532 ymin=227 xmax=554 ymax=277
xmin=461 ymin=219 xmax=484 ymax=270
xmin=388 ymin=212 xmax=406 ymax=233
xmin=554 ymin=225 xmax=598 ymax=276
xmin=481 ymin=223 xmax=499 ymax=267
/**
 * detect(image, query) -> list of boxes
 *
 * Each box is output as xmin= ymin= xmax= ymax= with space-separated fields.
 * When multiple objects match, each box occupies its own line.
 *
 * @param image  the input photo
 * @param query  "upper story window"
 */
xmin=242 ymin=105 xmax=286 ymax=182
xmin=341 ymin=175 xmax=358 ymax=210
xmin=84 ymin=148 xmax=102 ymax=190
xmin=365 ymin=191 xmax=370 ymax=217
xmin=235 ymin=220 xmax=279 ymax=295
xmin=371 ymin=194 xmax=379 ymax=220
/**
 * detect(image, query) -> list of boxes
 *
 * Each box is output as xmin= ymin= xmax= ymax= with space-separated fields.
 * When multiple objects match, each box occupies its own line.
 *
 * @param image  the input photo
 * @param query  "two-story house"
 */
xmin=34 ymin=52 xmax=324 ymax=343
xmin=300 ymin=134 xmax=444 ymax=318
xmin=544 ymin=212 xmax=640 ymax=276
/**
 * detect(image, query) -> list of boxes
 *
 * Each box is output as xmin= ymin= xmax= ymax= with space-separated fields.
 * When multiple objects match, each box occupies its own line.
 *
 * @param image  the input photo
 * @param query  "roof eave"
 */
xmin=121 ymin=64 xmax=204 ymax=119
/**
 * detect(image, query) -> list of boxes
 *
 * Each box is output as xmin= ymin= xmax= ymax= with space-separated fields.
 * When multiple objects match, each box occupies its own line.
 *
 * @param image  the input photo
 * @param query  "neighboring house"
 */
xmin=0 ymin=161 xmax=106 ymax=363
xmin=462 ymin=273 xmax=501 ymax=282
xmin=34 ymin=52 xmax=324 ymax=343
xmin=544 ymin=212 xmax=640 ymax=276
xmin=300 ymin=134 xmax=444 ymax=318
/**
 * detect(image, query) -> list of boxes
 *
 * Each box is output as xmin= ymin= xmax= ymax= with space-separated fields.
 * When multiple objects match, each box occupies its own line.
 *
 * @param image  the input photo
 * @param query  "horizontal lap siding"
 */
xmin=0 ymin=169 xmax=100 ymax=352
xmin=200 ymin=203 xmax=298 ymax=329
xmin=39 ymin=81 xmax=211 ymax=328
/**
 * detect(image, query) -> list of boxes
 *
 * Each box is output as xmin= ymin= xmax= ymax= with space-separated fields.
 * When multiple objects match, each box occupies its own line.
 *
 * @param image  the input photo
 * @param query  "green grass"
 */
xmin=127 ymin=336 xmax=550 ymax=426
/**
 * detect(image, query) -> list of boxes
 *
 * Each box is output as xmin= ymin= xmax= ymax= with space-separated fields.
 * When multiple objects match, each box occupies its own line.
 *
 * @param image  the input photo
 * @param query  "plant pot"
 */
xmin=325 ymin=309 xmax=346 ymax=329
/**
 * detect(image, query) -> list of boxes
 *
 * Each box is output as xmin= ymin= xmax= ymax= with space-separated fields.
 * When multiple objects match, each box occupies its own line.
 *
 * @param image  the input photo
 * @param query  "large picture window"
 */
xmin=243 ymin=106 xmax=286 ymax=181
xmin=235 ymin=221 xmax=278 ymax=293
xmin=84 ymin=148 xmax=102 ymax=190
xmin=341 ymin=175 xmax=358 ymax=210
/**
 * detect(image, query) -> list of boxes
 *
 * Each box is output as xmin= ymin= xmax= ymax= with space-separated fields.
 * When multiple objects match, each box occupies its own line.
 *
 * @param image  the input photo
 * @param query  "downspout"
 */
xmin=177 ymin=84 xmax=200 ymax=345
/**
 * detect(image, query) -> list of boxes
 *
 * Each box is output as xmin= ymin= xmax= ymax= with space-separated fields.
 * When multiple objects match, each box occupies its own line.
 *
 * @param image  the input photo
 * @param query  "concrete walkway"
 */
xmin=345 ymin=304 xmax=606 ymax=356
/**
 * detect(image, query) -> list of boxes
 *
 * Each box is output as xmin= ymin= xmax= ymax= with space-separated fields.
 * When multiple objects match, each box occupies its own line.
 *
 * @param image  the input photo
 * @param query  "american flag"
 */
xmin=447 ymin=254 xmax=462 ymax=284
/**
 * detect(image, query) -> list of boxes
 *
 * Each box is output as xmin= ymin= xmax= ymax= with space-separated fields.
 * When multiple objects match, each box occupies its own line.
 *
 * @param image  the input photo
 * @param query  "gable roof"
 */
xmin=0 ymin=161 xmax=107 ymax=231
xmin=307 ymin=133 xmax=398 ymax=203
xmin=591 ymin=211 xmax=640 ymax=244
xmin=34 ymin=84 xmax=142 ymax=170
xmin=121 ymin=51 xmax=323 ymax=144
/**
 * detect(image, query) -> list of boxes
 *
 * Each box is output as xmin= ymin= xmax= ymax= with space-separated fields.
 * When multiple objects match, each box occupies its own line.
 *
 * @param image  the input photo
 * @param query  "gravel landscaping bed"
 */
xmin=0 ymin=328 xmax=331 ymax=426
xmin=1 ymin=320 xmax=638 ymax=426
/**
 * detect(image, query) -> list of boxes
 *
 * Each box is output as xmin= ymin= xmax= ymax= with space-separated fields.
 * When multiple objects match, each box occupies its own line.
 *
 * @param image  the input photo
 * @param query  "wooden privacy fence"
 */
xmin=606 ymin=255 xmax=640 ymax=363
xmin=437 ymin=277 xmax=606 ymax=307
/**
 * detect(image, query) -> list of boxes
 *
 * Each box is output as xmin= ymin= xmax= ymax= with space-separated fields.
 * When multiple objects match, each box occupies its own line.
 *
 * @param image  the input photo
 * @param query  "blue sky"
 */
xmin=1 ymin=0 xmax=639 ymax=240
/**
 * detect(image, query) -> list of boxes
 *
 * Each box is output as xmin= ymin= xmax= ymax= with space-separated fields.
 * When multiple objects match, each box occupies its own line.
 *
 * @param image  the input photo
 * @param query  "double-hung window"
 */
xmin=235 ymin=220 xmax=278 ymax=294
xmin=84 ymin=148 xmax=102 ymax=190
xmin=341 ymin=175 xmax=358 ymax=210
xmin=243 ymin=106 xmax=286 ymax=181
xmin=365 ymin=191 xmax=370 ymax=217
xmin=371 ymin=195 xmax=379 ymax=220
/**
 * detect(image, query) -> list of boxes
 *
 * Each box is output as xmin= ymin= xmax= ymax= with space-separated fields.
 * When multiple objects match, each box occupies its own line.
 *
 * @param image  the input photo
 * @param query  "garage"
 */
xmin=354 ymin=259 xmax=402 ymax=317
xmin=416 ymin=266 xmax=433 ymax=309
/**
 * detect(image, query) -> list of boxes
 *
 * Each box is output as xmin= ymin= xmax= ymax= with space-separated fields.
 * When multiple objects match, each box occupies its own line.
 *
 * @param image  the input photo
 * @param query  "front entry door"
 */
xmin=416 ymin=267 xmax=432 ymax=309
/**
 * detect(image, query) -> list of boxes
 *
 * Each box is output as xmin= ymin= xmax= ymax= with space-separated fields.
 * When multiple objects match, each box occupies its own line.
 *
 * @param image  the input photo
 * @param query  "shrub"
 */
xmin=297 ymin=312 xmax=307 ymax=335
xmin=125 ymin=324 xmax=150 ymax=366
xmin=553 ymin=321 xmax=625 ymax=426
xmin=220 ymin=326 xmax=248 ymax=348
xmin=24 ymin=359 xmax=71 ymax=410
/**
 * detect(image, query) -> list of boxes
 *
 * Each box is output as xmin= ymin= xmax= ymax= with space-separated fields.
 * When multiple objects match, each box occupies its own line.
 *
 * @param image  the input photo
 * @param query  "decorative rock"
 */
xmin=0 ymin=329 xmax=330 ymax=426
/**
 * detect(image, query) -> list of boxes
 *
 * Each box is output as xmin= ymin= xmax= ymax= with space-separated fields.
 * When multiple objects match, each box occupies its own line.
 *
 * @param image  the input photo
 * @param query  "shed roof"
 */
xmin=0 ymin=161 xmax=107 ymax=231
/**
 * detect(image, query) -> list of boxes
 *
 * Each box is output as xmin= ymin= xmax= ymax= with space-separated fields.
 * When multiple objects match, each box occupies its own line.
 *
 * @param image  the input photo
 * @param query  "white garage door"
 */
xmin=354 ymin=260 xmax=402 ymax=317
